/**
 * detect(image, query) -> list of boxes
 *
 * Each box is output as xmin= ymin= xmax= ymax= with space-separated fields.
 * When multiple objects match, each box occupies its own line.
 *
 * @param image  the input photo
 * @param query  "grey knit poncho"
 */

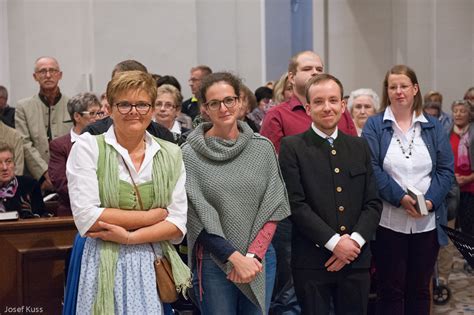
xmin=182 ymin=121 xmax=290 ymax=313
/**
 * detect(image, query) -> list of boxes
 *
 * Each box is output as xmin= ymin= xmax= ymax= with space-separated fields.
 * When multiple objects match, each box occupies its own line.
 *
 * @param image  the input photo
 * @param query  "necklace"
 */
xmin=394 ymin=128 xmax=416 ymax=159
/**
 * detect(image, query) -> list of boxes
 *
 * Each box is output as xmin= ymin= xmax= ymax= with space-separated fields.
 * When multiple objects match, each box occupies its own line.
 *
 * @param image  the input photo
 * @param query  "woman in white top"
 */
xmin=362 ymin=65 xmax=454 ymax=315
xmin=66 ymin=71 xmax=189 ymax=314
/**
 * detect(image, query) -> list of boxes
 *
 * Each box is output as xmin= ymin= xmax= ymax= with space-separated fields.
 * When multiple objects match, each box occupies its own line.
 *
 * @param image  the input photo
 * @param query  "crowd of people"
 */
xmin=0 ymin=51 xmax=472 ymax=315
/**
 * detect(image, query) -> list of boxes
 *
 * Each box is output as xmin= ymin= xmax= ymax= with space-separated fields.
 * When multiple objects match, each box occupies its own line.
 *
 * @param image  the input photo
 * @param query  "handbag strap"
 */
xmin=121 ymin=156 xmax=145 ymax=211
xmin=121 ymin=156 xmax=157 ymax=257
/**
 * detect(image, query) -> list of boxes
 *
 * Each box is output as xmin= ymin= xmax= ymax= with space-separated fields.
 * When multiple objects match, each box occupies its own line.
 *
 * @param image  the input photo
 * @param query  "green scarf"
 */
xmin=92 ymin=134 xmax=191 ymax=314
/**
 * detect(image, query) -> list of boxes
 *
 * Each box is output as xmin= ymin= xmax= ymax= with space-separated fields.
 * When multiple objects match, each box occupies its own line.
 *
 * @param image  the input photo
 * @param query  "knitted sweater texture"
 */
xmin=182 ymin=121 xmax=290 ymax=312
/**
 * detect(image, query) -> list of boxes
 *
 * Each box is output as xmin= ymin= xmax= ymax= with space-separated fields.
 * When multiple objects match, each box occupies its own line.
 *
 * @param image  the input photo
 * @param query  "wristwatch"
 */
xmin=246 ymin=252 xmax=262 ymax=263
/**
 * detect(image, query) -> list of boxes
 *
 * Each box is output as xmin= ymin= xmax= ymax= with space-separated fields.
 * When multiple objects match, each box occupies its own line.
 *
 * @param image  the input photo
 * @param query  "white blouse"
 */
xmin=66 ymin=126 xmax=187 ymax=241
xmin=380 ymin=107 xmax=435 ymax=234
xmin=170 ymin=120 xmax=182 ymax=134
xmin=70 ymin=128 xmax=81 ymax=143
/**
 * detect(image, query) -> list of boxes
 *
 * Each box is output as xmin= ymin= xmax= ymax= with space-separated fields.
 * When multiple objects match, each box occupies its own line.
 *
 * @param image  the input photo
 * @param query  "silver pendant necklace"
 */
xmin=394 ymin=128 xmax=416 ymax=159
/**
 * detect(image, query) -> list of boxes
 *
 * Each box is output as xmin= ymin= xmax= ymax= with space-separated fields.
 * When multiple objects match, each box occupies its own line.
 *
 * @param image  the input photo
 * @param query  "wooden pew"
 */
xmin=0 ymin=217 xmax=77 ymax=314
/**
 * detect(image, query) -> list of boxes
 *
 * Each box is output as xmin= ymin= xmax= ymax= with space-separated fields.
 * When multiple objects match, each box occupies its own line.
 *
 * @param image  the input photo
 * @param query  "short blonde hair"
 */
xmin=106 ymin=71 xmax=157 ymax=106
xmin=288 ymin=51 xmax=323 ymax=75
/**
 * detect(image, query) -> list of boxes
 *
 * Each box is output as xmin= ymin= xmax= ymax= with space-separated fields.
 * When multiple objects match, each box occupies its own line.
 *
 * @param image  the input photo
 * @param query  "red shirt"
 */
xmin=450 ymin=132 xmax=474 ymax=193
xmin=260 ymin=95 xmax=357 ymax=154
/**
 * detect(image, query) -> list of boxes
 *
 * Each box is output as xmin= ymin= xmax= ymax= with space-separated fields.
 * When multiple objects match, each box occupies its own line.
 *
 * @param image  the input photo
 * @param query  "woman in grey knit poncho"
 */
xmin=182 ymin=72 xmax=291 ymax=314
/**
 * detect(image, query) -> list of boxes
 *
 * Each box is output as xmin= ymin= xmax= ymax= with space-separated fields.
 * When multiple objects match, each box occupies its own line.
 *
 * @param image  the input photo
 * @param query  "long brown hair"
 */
xmin=380 ymin=65 xmax=423 ymax=115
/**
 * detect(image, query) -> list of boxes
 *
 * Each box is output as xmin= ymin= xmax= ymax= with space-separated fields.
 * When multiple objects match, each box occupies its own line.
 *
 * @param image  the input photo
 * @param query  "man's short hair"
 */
xmin=67 ymin=93 xmax=100 ymax=125
xmin=305 ymin=74 xmax=344 ymax=103
xmin=156 ymin=75 xmax=182 ymax=92
xmin=33 ymin=56 xmax=60 ymax=72
xmin=0 ymin=85 xmax=8 ymax=99
xmin=111 ymin=60 xmax=148 ymax=78
xmin=191 ymin=65 xmax=212 ymax=76
xmin=288 ymin=51 xmax=323 ymax=74
xmin=255 ymin=87 xmax=273 ymax=103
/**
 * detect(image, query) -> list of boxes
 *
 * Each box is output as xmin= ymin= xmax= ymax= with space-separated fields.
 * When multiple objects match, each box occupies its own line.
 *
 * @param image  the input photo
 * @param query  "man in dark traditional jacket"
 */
xmin=279 ymin=74 xmax=382 ymax=315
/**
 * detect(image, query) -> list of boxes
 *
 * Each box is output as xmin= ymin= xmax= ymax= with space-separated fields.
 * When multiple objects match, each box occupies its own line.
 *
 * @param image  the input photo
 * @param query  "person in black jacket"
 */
xmin=0 ymin=142 xmax=50 ymax=218
xmin=81 ymin=114 xmax=174 ymax=142
xmin=279 ymin=74 xmax=382 ymax=315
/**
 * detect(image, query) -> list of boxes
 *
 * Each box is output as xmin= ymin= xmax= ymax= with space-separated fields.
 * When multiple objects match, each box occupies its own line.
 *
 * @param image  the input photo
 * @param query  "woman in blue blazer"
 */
xmin=362 ymin=65 xmax=454 ymax=315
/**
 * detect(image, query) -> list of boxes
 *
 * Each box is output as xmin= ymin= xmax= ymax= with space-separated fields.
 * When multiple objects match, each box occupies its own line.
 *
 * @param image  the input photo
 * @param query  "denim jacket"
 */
xmin=362 ymin=111 xmax=454 ymax=245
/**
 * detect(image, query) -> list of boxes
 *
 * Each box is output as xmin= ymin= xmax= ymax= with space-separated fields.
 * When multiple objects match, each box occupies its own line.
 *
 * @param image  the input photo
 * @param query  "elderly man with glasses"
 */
xmin=15 ymin=56 xmax=71 ymax=192
xmin=48 ymin=93 xmax=102 ymax=216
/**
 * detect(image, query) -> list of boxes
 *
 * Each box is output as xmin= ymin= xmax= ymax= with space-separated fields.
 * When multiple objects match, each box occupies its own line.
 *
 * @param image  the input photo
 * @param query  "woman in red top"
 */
xmin=450 ymin=99 xmax=474 ymax=236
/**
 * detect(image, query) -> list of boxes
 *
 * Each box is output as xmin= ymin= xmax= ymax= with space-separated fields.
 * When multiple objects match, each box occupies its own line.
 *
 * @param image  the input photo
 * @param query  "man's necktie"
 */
xmin=326 ymin=137 xmax=334 ymax=147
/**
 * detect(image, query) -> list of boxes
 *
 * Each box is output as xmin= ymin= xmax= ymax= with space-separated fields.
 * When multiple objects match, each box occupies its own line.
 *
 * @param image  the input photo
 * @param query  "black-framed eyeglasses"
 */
xmin=35 ymin=68 xmax=60 ymax=77
xmin=156 ymin=101 xmax=177 ymax=110
xmin=114 ymin=101 xmax=152 ymax=115
xmin=81 ymin=111 xmax=105 ymax=118
xmin=205 ymin=96 xmax=238 ymax=111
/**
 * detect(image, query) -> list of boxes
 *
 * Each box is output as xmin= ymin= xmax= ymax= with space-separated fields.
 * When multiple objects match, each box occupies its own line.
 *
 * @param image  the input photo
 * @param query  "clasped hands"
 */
xmin=324 ymin=234 xmax=360 ymax=272
xmin=227 ymin=251 xmax=263 ymax=284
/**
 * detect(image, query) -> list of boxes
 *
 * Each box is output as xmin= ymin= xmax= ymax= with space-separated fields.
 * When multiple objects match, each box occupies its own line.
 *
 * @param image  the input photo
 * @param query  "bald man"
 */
xmin=15 ymin=56 xmax=72 ymax=191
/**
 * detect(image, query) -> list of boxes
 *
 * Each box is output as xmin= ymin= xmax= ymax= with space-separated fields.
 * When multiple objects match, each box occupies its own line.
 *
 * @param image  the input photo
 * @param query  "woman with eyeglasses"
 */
xmin=48 ymin=92 xmax=101 ymax=216
xmin=450 ymin=100 xmax=474 ymax=236
xmin=182 ymin=72 xmax=290 ymax=314
xmin=362 ymin=65 xmax=454 ymax=315
xmin=154 ymin=84 xmax=189 ymax=144
xmin=64 ymin=71 xmax=190 ymax=314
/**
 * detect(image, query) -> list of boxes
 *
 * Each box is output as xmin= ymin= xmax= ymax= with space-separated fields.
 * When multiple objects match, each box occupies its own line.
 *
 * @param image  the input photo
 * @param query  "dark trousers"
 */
xmin=374 ymin=226 xmax=439 ymax=315
xmin=270 ymin=218 xmax=301 ymax=314
xmin=293 ymin=268 xmax=370 ymax=315
xmin=459 ymin=192 xmax=474 ymax=236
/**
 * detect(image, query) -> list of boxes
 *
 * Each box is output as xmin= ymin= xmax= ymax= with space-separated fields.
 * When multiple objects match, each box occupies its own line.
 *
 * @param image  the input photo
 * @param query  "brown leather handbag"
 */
xmin=151 ymin=249 xmax=178 ymax=303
